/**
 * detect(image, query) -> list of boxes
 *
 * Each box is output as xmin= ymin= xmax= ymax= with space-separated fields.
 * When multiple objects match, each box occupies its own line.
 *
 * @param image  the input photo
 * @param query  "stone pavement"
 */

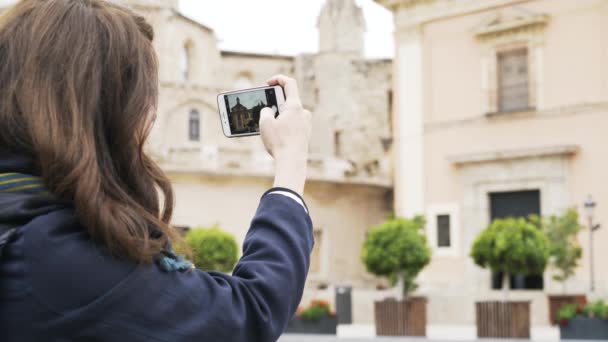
xmin=279 ymin=335 xmax=580 ymax=342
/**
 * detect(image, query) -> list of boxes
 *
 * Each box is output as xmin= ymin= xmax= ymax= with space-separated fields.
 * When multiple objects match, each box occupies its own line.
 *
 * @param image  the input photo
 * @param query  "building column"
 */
xmin=394 ymin=26 xmax=425 ymax=218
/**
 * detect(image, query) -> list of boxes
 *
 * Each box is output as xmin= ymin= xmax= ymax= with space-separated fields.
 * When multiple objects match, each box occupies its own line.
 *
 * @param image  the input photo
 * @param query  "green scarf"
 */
xmin=0 ymin=172 xmax=193 ymax=272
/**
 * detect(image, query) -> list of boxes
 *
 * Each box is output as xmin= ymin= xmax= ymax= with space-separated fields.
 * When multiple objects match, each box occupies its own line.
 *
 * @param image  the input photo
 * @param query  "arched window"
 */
xmin=234 ymin=73 xmax=253 ymax=90
xmin=181 ymin=41 xmax=193 ymax=82
xmin=189 ymin=109 xmax=200 ymax=141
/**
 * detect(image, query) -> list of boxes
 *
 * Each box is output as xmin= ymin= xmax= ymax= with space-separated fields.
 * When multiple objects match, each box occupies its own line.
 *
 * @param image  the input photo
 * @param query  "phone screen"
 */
xmin=223 ymin=87 xmax=279 ymax=135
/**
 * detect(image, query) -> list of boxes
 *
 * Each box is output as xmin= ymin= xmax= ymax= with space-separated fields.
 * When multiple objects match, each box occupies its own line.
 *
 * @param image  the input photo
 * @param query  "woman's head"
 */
xmin=0 ymin=0 xmax=179 ymax=262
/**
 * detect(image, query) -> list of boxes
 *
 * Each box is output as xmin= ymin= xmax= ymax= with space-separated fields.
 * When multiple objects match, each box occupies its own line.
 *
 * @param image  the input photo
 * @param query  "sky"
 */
xmin=178 ymin=0 xmax=395 ymax=58
xmin=227 ymin=89 xmax=267 ymax=109
xmin=0 ymin=0 xmax=395 ymax=58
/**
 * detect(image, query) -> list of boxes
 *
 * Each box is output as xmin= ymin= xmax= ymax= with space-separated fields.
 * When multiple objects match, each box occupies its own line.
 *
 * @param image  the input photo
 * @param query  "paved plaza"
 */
xmin=280 ymin=335 xmax=580 ymax=342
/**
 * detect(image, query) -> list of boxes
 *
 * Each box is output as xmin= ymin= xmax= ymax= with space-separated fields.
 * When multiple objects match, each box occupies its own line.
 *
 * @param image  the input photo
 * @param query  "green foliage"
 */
xmin=556 ymin=301 xmax=608 ymax=325
xmin=470 ymin=217 xmax=550 ymax=276
xmin=298 ymin=300 xmax=335 ymax=321
xmin=584 ymin=300 xmax=608 ymax=319
xmin=535 ymin=209 xmax=583 ymax=283
xmin=556 ymin=304 xmax=579 ymax=323
xmin=184 ymin=226 xmax=238 ymax=273
xmin=361 ymin=216 xmax=431 ymax=295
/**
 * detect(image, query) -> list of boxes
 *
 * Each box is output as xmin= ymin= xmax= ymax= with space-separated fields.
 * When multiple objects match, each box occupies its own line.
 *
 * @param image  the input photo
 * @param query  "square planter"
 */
xmin=476 ymin=301 xmax=530 ymax=338
xmin=374 ymin=297 xmax=427 ymax=336
xmin=560 ymin=317 xmax=608 ymax=340
xmin=285 ymin=315 xmax=337 ymax=335
xmin=548 ymin=294 xmax=587 ymax=325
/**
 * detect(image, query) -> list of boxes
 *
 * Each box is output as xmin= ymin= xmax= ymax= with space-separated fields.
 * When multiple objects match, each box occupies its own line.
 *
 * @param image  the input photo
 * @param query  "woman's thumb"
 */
xmin=259 ymin=107 xmax=276 ymax=132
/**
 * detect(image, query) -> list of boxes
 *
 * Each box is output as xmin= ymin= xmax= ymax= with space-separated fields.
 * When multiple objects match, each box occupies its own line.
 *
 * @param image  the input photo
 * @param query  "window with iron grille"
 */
xmin=498 ymin=48 xmax=529 ymax=112
xmin=189 ymin=109 xmax=200 ymax=141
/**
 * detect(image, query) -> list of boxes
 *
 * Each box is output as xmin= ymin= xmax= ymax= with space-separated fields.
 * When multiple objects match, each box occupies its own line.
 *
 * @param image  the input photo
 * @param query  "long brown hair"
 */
xmin=0 ymin=0 xmax=181 ymax=263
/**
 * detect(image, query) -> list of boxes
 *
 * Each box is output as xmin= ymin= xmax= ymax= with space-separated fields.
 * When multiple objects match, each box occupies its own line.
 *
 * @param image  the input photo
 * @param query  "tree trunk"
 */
xmin=396 ymin=273 xmax=405 ymax=301
xmin=503 ymin=273 xmax=510 ymax=301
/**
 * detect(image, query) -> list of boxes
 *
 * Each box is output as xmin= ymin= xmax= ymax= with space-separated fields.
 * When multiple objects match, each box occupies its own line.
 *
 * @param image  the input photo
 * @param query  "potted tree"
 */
xmin=361 ymin=216 xmax=431 ymax=336
xmin=533 ymin=209 xmax=586 ymax=325
xmin=471 ymin=217 xmax=550 ymax=338
xmin=557 ymin=301 xmax=608 ymax=340
xmin=185 ymin=226 xmax=239 ymax=272
xmin=286 ymin=300 xmax=338 ymax=335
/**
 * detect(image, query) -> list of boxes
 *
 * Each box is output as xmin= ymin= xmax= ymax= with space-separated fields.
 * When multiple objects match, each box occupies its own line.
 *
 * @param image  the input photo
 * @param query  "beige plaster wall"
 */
xmin=389 ymin=0 xmax=608 ymax=325
xmin=168 ymin=173 xmax=392 ymax=289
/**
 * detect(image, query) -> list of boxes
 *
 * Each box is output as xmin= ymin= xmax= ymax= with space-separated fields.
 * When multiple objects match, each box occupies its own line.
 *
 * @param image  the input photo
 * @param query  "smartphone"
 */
xmin=217 ymin=85 xmax=286 ymax=138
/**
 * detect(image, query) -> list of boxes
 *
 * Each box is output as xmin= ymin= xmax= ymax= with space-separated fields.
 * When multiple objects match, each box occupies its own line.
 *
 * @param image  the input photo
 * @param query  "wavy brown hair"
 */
xmin=0 ymin=0 xmax=181 ymax=263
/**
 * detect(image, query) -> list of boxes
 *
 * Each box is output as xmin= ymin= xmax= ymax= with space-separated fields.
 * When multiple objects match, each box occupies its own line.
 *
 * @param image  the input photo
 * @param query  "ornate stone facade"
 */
xmin=380 ymin=0 xmax=608 ymax=330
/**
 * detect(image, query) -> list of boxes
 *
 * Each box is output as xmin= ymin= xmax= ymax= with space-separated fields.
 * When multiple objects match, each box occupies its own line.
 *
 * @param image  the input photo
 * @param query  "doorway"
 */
xmin=489 ymin=190 xmax=543 ymax=290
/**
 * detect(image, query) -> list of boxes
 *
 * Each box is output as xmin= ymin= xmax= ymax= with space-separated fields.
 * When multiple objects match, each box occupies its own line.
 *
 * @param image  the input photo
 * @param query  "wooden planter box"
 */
xmin=548 ymin=294 xmax=587 ymax=325
xmin=476 ymin=301 xmax=530 ymax=338
xmin=374 ymin=297 xmax=427 ymax=336
xmin=560 ymin=317 xmax=608 ymax=340
xmin=285 ymin=315 xmax=337 ymax=335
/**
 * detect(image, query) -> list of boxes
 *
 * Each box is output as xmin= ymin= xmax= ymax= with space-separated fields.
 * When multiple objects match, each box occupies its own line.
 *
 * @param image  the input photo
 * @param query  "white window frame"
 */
xmin=426 ymin=203 xmax=460 ymax=257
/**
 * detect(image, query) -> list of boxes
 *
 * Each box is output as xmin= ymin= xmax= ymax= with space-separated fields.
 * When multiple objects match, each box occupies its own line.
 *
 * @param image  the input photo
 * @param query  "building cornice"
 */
xmin=449 ymin=145 xmax=579 ymax=166
xmin=474 ymin=11 xmax=549 ymax=39
xmin=376 ymin=0 xmax=536 ymax=30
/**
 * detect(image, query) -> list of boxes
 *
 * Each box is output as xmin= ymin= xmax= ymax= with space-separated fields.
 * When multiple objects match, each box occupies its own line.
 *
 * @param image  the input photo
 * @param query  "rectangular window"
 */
xmin=498 ymin=48 xmax=529 ymax=112
xmin=310 ymin=230 xmax=322 ymax=274
xmin=189 ymin=110 xmax=200 ymax=141
xmin=388 ymin=90 xmax=393 ymax=133
xmin=436 ymin=215 xmax=451 ymax=247
xmin=334 ymin=131 xmax=342 ymax=157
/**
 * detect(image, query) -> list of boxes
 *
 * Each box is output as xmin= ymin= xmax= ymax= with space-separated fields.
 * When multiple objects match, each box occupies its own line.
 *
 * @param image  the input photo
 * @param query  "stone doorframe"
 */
xmin=450 ymin=145 xmax=579 ymax=291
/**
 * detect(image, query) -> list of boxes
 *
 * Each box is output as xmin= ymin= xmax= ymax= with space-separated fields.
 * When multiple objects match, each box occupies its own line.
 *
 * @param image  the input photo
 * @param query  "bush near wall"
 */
xmin=184 ymin=226 xmax=238 ymax=273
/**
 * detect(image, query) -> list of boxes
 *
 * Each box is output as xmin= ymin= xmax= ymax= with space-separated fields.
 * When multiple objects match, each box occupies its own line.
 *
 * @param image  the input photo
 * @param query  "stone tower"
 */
xmin=313 ymin=0 xmax=370 ymax=163
xmin=318 ymin=0 xmax=366 ymax=56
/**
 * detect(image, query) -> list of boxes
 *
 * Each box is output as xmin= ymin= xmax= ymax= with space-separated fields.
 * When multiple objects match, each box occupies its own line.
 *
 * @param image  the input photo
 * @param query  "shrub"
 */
xmin=557 ymin=300 xmax=608 ymax=326
xmin=532 ymin=209 xmax=583 ymax=287
xmin=297 ymin=300 xmax=335 ymax=321
xmin=361 ymin=216 xmax=431 ymax=297
xmin=185 ymin=226 xmax=238 ymax=273
xmin=471 ymin=217 xmax=550 ymax=297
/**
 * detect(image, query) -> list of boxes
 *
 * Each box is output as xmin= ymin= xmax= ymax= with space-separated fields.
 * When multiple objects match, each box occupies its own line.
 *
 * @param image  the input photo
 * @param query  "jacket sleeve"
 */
xmin=76 ymin=190 xmax=314 ymax=342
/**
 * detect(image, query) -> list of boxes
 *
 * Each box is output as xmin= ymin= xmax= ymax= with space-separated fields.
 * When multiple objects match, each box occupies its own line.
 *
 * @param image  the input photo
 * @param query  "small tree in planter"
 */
xmin=185 ymin=226 xmax=238 ymax=272
xmin=532 ymin=209 xmax=586 ymax=325
xmin=361 ymin=216 xmax=431 ymax=336
xmin=470 ymin=217 xmax=550 ymax=338
xmin=557 ymin=300 xmax=608 ymax=340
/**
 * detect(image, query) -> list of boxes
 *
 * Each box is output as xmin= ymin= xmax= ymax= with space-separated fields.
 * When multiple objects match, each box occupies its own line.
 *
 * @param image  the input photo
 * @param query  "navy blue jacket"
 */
xmin=0 ymin=156 xmax=314 ymax=341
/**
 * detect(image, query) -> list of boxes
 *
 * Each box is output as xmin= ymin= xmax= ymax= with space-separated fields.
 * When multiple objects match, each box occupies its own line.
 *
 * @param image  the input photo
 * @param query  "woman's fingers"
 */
xmin=267 ymin=74 xmax=302 ymax=108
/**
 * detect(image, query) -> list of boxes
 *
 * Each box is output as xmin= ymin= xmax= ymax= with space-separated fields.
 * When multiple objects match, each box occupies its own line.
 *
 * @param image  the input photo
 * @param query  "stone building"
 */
xmin=379 ymin=0 xmax=608 ymax=330
xmin=106 ymin=0 xmax=394 ymax=313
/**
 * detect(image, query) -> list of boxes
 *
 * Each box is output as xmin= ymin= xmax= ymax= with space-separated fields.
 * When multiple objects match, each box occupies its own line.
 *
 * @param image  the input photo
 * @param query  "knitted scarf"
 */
xmin=0 ymin=172 xmax=193 ymax=272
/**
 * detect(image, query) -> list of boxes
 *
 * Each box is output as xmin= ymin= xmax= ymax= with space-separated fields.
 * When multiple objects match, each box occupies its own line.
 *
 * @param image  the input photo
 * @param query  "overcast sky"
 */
xmin=0 ymin=0 xmax=395 ymax=58
xmin=178 ymin=0 xmax=395 ymax=58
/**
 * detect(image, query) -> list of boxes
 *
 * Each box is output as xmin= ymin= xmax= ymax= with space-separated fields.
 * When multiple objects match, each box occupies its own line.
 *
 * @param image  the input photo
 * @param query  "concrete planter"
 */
xmin=476 ymin=301 xmax=530 ymax=338
xmin=285 ymin=315 xmax=337 ymax=335
xmin=374 ymin=297 xmax=427 ymax=336
xmin=560 ymin=317 xmax=608 ymax=340
xmin=548 ymin=294 xmax=587 ymax=325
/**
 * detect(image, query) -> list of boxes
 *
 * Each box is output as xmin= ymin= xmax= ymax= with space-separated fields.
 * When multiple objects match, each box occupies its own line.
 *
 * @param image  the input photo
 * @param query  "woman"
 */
xmin=0 ymin=1 xmax=313 ymax=341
